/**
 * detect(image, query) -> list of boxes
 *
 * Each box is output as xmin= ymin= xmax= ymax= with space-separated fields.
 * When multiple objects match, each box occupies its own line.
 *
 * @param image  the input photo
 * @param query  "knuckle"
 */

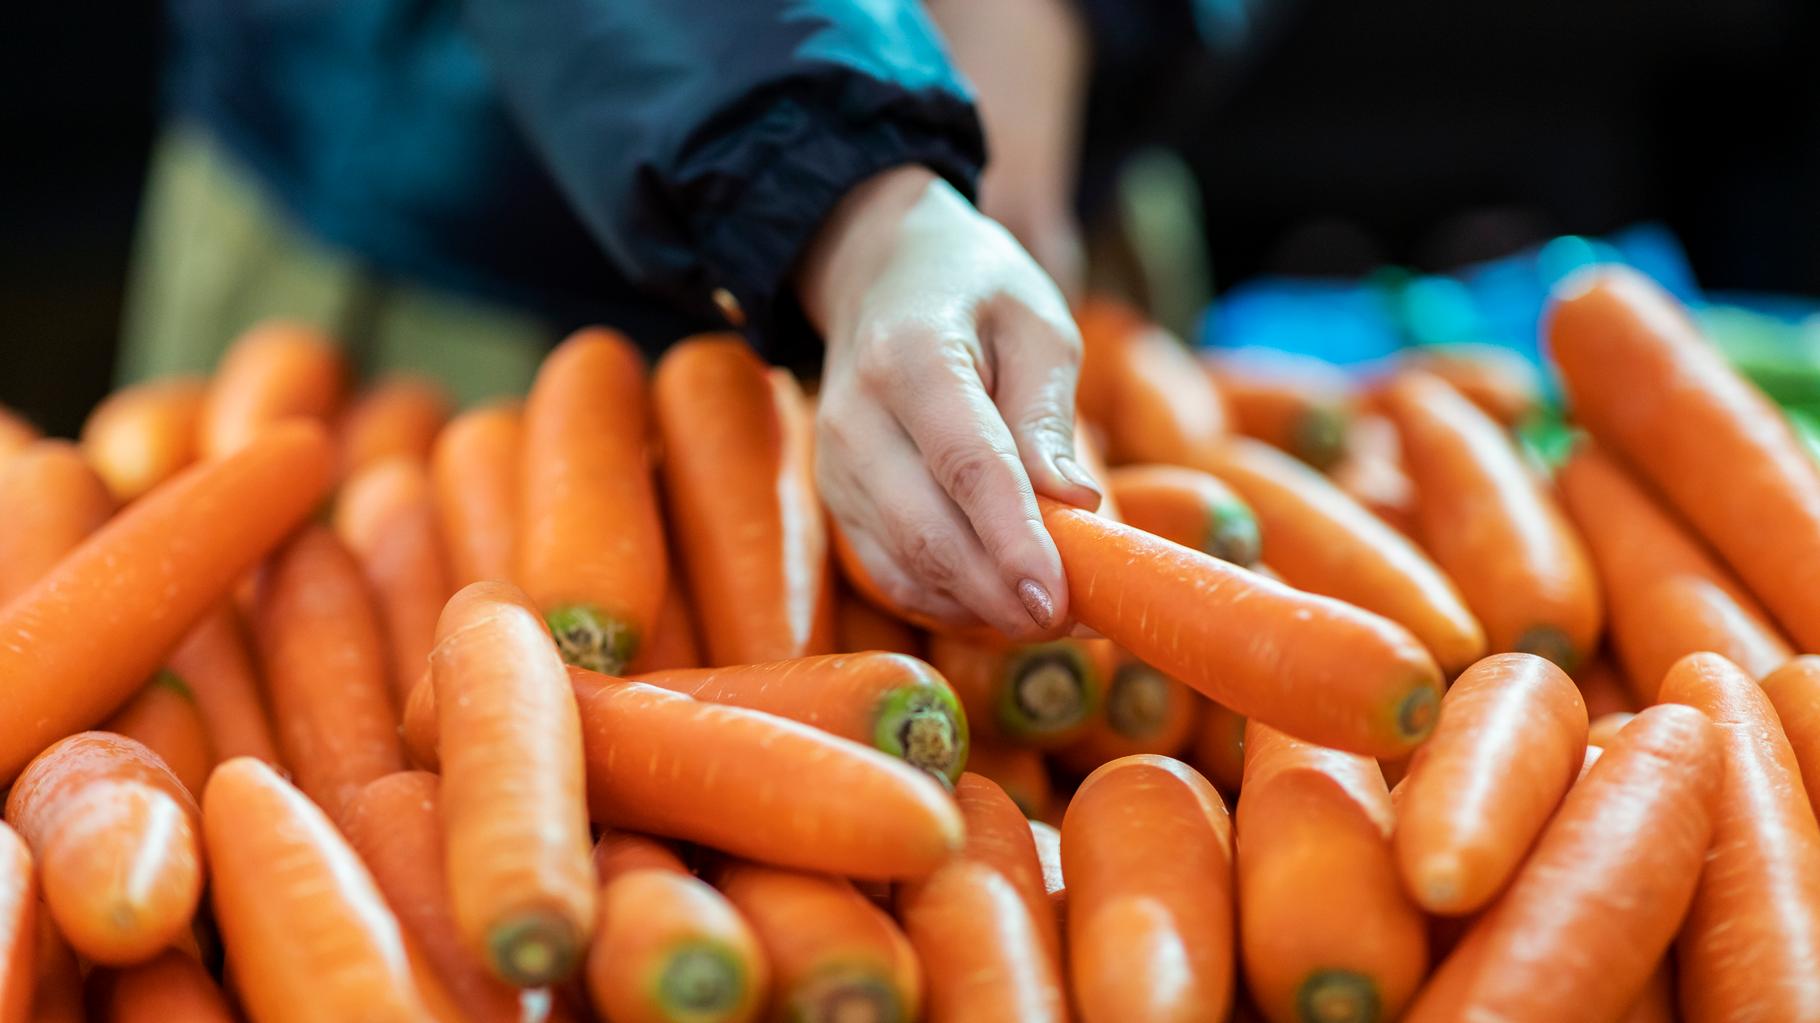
xmin=929 ymin=442 xmax=1002 ymax=509
xmin=896 ymin=526 xmax=963 ymax=590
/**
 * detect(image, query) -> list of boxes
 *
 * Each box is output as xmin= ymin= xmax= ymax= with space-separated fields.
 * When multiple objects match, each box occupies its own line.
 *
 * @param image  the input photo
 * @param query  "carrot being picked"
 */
xmin=1204 ymin=349 xmax=1354 ymax=470
xmin=1656 ymin=652 xmax=1820 ymax=1022
xmin=1206 ymin=438 xmax=1483 ymax=676
xmin=1041 ymin=498 xmax=1443 ymax=759
xmin=198 ymin=321 xmax=345 ymax=458
xmin=0 ymin=440 xmax=114 ymax=606
xmin=963 ymin=741 xmax=1054 ymax=821
xmin=656 ymin=337 xmax=834 ymax=665
xmin=97 ymin=950 xmax=235 ymax=1023
xmin=1108 ymin=464 xmax=1261 ymax=566
xmin=1393 ymin=654 xmax=1588 ymax=915
xmin=0 ymin=822 xmax=32 ymax=1023
xmin=1239 ymin=724 xmax=1427 ymax=1023
xmin=1763 ymin=656 xmax=1820 ymax=821
xmin=1402 ymin=703 xmax=1721 ymax=1023
xmin=431 ymin=581 xmax=595 ymax=986
xmin=430 ymin=401 xmax=520 ymax=588
xmin=0 ymin=421 xmax=331 ymax=783
xmin=518 ymin=328 xmax=667 ymax=674
xmin=334 ymin=375 xmax=450 ymax=479
xmin=930 ymin=634 xmax=1109 ymax=748
xmin=79 ymin=376 xmax=205 ymax=503
xmin=102 ymin=672 xmax=214 ymax=799
xmin=4 ymin=733 xmax=201 ymax=966
xmin=1190 ymin=700 xmax=1248 ymax=795
xmin=336 ymin=458 xmax=454 ymax=704
xmin=1056 ymin=654 xmax=1202 ymax=775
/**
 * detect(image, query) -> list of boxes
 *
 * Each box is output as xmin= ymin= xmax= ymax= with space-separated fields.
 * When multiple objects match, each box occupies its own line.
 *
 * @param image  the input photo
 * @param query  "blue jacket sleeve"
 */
xmin=461 ymin=0 xmax=985 ymax=357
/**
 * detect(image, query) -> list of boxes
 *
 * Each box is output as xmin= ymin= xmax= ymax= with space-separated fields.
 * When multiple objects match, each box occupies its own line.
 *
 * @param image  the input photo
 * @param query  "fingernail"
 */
xmin=1017 ymin=578 xmax=1057 ymax=629
xmin=1055 ymin=455 xmax=1101 ymax=498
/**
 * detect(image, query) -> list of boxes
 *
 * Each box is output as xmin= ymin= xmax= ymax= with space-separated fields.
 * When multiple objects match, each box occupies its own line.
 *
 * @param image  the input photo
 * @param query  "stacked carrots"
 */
xmin=0 ymin=262 xmax=1817 ymax=1022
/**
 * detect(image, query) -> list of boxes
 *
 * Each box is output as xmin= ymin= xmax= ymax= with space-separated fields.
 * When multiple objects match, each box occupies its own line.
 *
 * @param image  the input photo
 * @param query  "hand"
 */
xmin=798 ymin=167 xmax=1100 ymax=639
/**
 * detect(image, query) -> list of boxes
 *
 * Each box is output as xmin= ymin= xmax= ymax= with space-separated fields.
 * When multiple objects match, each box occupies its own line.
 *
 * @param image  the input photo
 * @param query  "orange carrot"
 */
xmin=1395 ymin=344 xmax=1542 ymax=427
xmin=1577 ymin=744 xmax=1605 ymax=781
xmin=518 ymin=328 xmax=667 ymax=674
xmin=1029 ymin=820 xmax=1065 ymax=908
xmin=4 ymin=733 xmax=200 ymax=966
xmin=1392 ymin=653 xmax=1588 ymax=915
xmin=1206 ymin=438 xmax=1484 ymax=675
xmin=254 ymin=525 xmax=404 ymax=820
xmin=1586 ymin=712 xmax=1634 ymax=749
xmin=1402 ymin=703 xmax=1721 ymax=1022
xmin=1055 ymin=654 xmax=1203 ymax=775
xmin=1041 ymin=498 xmax=1444 ymax=758
xmin=1065 ymin=755 xmax=1235 ymax=1022
xmin=1239 ymin=724 xmax=1427 ymax=1023
xmin=29 ymin=910 xmax=81 ymax=1023
xmin=1189 ymin=699 xmax=1248 ymax=795
xmin=0 ymin=421 xmax=331 ymax=782
xmin=102 ymin=673 xmax=215 ymax=799
xmin=430 ymin=401 xmax=520 ymax=589
xmin=165 ymin=603 xmax=279 ymax=766
xmin=335 ymin=375 xmax=450 ymax=479
xmin=656 ymin=337 xmax=834 ymax=666
xmin=98 ymin=950 xmax=234 ymax=1022
xmin=1108 ymin=464 xmax=1261 ymax=566
xmin=0 ymin=406 xmax=37 ymax=469
xmin=712 ymin=861 xmax=919 ymax=1023
xmin=1384 ymin=370 xmax=1601 ymax=670
xmin=401 ymin=670 xmax=440 ymax=771
xmin=1621 ymin=962 xmax=1676 ymax=1023
xmin=835 ymin=588 xmax=926 ymax=660
xmin=0 ymin=441 xmax=114 ymax=606
xmin=0 ymin=823 xmax=33 ymax=1023
xmin=1545 ymin=266 xmax=1820 ymax=650
xmin=1328 ymin=412 xmax=1417 ymax=537
xmin=1573 ymin=655 xmax=1636 ymax=719
xmin=1100 ymin=321 xmax=1230 ymax=467
xmin=1763 ymin=656 xmax=1820 ymax=822
xmin=431 ymin=581 xmax=595 ymax=986
xmin=198 ymin=321 xmax=345 ymax=459
xmin=626 ymin=556 xmax=705 ymax=673
xmin=204 ymin=757 xmax=426 ymax=1022
xmin=1074 ymin=297 xmax=1144 ymax=426
xmin=929 ymin=634 xmax=1110 ymax=748
xmin=79 ymin=377 xmax=205 ymax=503
xmin=593 ymin=829 xmax=689 ymax=882
xmin=1557 ymin=441 xmax=1790 ymax=698
xmin=1204 ymin=349 xmax=1353 ymax=469
xmin=1656 ymin=652 xmax=1820 ymax=1021
xmin=963 ymin=741 xmax=1054 ymax=820
xmin=949 ymin=774 xmax=1062 ymax=960
xmin=336 ymin=458 xmax=454 ymax=704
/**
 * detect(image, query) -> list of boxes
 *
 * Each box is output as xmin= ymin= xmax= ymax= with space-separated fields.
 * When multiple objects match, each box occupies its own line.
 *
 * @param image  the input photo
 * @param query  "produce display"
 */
xmin=0 ymin=263 xmax=1817 ymax=1021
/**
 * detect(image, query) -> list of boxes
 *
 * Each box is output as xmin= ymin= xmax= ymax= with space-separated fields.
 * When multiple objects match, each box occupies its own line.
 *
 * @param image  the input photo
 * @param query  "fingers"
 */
xmin=984 ymin=299 xmax=1101 ymax=511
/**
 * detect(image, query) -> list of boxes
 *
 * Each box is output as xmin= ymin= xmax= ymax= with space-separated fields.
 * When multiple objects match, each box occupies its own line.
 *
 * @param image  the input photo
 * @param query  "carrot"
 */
xmin=335 ymin=375 xmax=450 ymax=479
xmin=1028 ymin=820 xmax=1065 ymax=908
xmin=627 ymin=556 xmax=705 ymax=673
xmin=1385 ymin=371 xmax=1602 ymax=669
xmin=431 ymin=581 xmax=595 ymax=986
xmin=165 ymin=603 xmax=280 ymax=765
xmin=1763 ymin=656 xmax=1820 ymax=822
xmin=254 ymin=525 xmax=404 ymax=820
xmin=431 ymin=401 xmax=521 ymax=588
xmin=518 ymin=328 xmax=667 ymax=675
xmin=1100 ymin=321 xmax=1229 ymax=467
xmin=1401 ymin=703 xmax=1721 ymax=1022
xmin=1392 ymin=653 xmax=1588 ymax=915
xmin=204 ymin=757 xmax=426 ymax=1022
xmin=401 ymin=670 xmax=439 ymax=770
xmin=634 ymin=652 xmax=968 ymax=783
xmin=1108 ymin=464 xmax=1261 ymax=566
xmin=341 ymin=772 xmax=548 ymax=1023
xmin=0 ymin=823 xmax=32 ymax=1023
xmin=97 ymin=950 xmax=234 ymax=1022
xmin=102 ymin=673 xmax=215 ymax=799
xmin=1189 ymin=699 xmax=1248 ymax=795
xmin=1546 ymin=266 xmax=1820 ymax=650
xmin=1204 ymin=349 xmax=1353 ymax=470
xmin=198 ymin=320 xmax=345 ymax=458
xmin=897 ymin=774 xmax=1067 ymax=1023
xmin=1206 ymin=438 xmax=1483 ymax=675
xmin=962 ymin=741 xmax=1054 ymax=820
xmin=1586 ymin=712 xmax=1634 ymax=749
xmin=28 ymin=911 xmax=81 ymax=1023
xmin=336 ymin=458 xmax=454 ymax=704
xmin=929 ymin=634 xmax=1110 ymax=748
xmin=1656 ymin=652 xmax=1820 ymax=1021
xmin=1621 ymin=961 xmax=1676 ymax=1023
xmin=1395 ymin=344 xmax=1542 ymax=427
xmin=1056 ymin=655 xmax=1202 ymax=775
xmin=1041 ymin=498 xmax=1444 ymax=758
xmin=1573 ymin=655 xmax=1636 ymax=718
xmin=1065 ymin=755 xmax=1234 ymax=1022
xmin=79 ymin=377 xmax=205 ymax=503
xmin=712 ymin=861 xmax=919 ymax=1023
xmin=1557 ymin=441 xmax=1790 ymax=698
xmin=656 ymin=336 xmax=835 ymax=666
xmin=0 ymin=406 xmax=37 ymax=469
xmin=1239 ymin=724 xmax=1426 ymax=1023
xmin=0 ymin=441 xmax=114 ymax=606
xmin=0 ymin=421 xmax=331 ymax=782
xmin=4 ymin=733 xmax=201 ymax=966
xmin=1576 ymin=744 xmax=1604 ymax=781
xmin=1327 ymin=413 xmax=1417 ymax=536
xmin=835 ymin=588 xmax=926 ymax=659
xmin=1074 ymin=296 xmax=1143 ymax=426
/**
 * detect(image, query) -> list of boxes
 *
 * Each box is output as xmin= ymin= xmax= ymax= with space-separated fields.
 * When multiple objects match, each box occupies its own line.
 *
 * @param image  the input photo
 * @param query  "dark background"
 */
xmin=3 ymin=0 xmax=1816 ymax=435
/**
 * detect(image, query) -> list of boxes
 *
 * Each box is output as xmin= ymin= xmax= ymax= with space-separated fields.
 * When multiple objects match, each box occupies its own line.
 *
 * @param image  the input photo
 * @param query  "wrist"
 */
xmin=795 ymin=165 xmax=945 ymax=343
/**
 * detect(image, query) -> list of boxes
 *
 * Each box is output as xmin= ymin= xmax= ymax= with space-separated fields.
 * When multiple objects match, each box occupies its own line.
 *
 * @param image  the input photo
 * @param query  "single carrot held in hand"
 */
xmin=198 ymin=320 xmax=345 ymax=458
xmin=0 ymin=440 xmax=114 ymax=606
xmin=656 ymin=337 xmax=835 ymax=666
xmin=1204 ymin=349 xmax=1353 ymax=470
xmin=102 ymin=672 xmax=215 ymax=799
xmin=518 ymin=328 xmax=667 ymax=674
xmin=1041 ymin=499 xmax=1444 ymax=759
xmin=0 ymin=421 xmax=331 ymax=782
xmin=431 ymin=581 xmax=595 ymax=986
xmin=1762 ymin=656 xmax=1820 ymax=821
xmin=98 ymin=950 xmax=235 ymax=1022
xmin=929 ymin=634 xmax=1109 ymax=748
xmin=1206 ymin=438 xmax=1483 ymax=675
xmin=79 ymin=376 xmax=205 ymax=503
xmin=1402 ymin=703 xmax=1721 ymax=1023
xmin=1239 ymin=724 xmax=1427 ymax=1023
xmin=1656 ymin=652 xmax=1820 ymax=1021
xmin=0 ymin=822 xmax=32 ymax=1023
xmin=1393 ymin=653 xmax=1588 ymax=915
xmin=1108 ymin=464 xmax=1261 ymax=566
xmin=4 ymin=733 xmax=201 ymax=966
xmin=204 ymin=757 xmax=427 ymax=1023
xmin=334 ymin=375 xmax=450 ymax=479
xmin=165 ymin=603 xmax=280 ymax=765
xmin=1190 ymin=700 xmax=1248 ymax=794
xmin=962 ymin=741 xmax=1054 ymax=820
xmin=1055 ymin=655 xmax=1203 ymax=774
xmin=336 ymin=458 xmax=454 ymax=704
xmin=431 ymin=401 xmax=521 ymax=588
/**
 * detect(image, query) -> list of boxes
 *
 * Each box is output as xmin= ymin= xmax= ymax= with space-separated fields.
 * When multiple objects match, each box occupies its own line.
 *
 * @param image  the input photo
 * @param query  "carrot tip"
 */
xmin=1296 ymin=968 xmax=1381 ymax=1023
xmin=1001 ymin=643 xmax=1097 ymax=738
xmin=1396 ymin=684 xmax=1441 ymax=743
xmin=545 ymin=603 xmax=637 ymax=676
xmin=1412 ymin=853 xmax=1465 ymax=912
xmin=1206 ymin=502 xmax=1262 ymax=566
xmin=793 ymin=969 xmax=903 ymax=1023
xmin=1104 ymin=661 xmax=1172 ymax=740
xmin=487 ymin=909 xmax=583 ymax=987
xmin=656 ymin=942 xmax=748 ymax=1019
xmin=1514 ymin=625 xmax=1578 ymax=673
xmin=875 ymin=685 xmax=967 ymax=782
xmin=1292 ymin=404 xmax=1350 ymax=470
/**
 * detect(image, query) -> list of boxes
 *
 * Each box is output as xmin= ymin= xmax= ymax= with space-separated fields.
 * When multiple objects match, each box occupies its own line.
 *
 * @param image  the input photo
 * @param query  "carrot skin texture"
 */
xmin=102 ymin=674 xmax=215 ymax=799
xmin=198 ymin=321 xmax=345 ymax=458
xmin=1656 ymin=652 xmax=1820 ymax=1022
xmin=0 ymin=421 xmax=332 ymax=783
xmin=431 ymin=401 xmax=521 ymax=588
xmin=1040 ymin=499 xmax=1443 ymax=758
xmin=80 ymin=376 xmax=206 ymax=503
xmin=589 ymin=869 xmax=769 ymax=1023
xmin=1402 ymin=703 xmax=1721 ymax=1022
xmin=98 ymin=950 xmax=235 ymax=1022
xmin=1763 ymin=656 xmax=1820 ymax=822
xmin=334 ymin=375 xmax=450 ymax=479
xmin=0 ymin=441 xmax=114 ymax=605
xmin=0 ymin=823 xmax=33 ymax=1023
xmin=898 ymin=863 xmax=1066 ymax=1023
xmin=1107 ymin=463 xmax=1262 ymax=567
xmin=1394 ymin=653 xmax=1588 ymax=915
xmin=336 ymin=458 xmax=454 ymax=706
xmin=165 ymin=603 xmax=281 ymax=765
xmin=940 ymin=774 xmax=1063 ymax=966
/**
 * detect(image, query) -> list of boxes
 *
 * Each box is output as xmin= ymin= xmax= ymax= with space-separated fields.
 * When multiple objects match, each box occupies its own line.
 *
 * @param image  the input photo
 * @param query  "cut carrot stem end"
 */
xmin=1297 ymin=969 xmax=1380 ymax=1023
xmin=1396 ymin=686 xmax=1440 ymax=742
xmin=545 ymin=604 xmax=637 ymax=677
xmin=487 ymin=910 xmax=582 ymax=987
xmin=874 ymin=686 xmax=967 ymax=783
xmin=1207 ymin=503 xmax=1263 ymax=567
xmin=794 ymin=970 xmax=904 ymax=1023
xmin=656 ymin=943 xmax=747 ymax=1019
xmin=1104 ymin=662 xmax=1172 ymax=739
xmin=1293 ymin=406 xmax=1350 ymax=470
xmin=1514 ymin=625 xmax=1577 ymax=673
xmin=1002 ymin=644 xmax=1096 ymax=738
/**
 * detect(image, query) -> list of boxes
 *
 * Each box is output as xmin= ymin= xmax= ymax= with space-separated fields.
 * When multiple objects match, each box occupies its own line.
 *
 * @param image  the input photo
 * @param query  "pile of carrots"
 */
xmin=1 ymin=263 xmax=1818 ymax=1022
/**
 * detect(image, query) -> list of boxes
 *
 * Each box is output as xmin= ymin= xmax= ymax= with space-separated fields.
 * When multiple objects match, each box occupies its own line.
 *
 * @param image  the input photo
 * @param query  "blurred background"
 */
xmin=3 ymin=0 xmax=1817 ymax=434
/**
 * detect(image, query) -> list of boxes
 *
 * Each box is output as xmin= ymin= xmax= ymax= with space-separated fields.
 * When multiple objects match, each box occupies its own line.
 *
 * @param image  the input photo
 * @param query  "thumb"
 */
xmin=987 ymin=302 xmax=1102 ymax=510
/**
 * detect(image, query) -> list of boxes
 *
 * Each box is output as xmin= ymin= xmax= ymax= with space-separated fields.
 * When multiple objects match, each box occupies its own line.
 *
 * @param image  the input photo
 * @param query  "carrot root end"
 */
xmin=876 ymin=685 xmax=967 ymax=782
xmin=1292 ymin=405 xmax=1350 ymax=470
xmin=655 ymin=942 xmax=747 ymax=1019
xmin=1514 ymin=625 xmax=1578 ymax=673
xmin=793 ymin=969 xmax=903 ymax=1023
xmin=546 ymin=604 xmax=636 ymax=677
xmin=1104 ymin=661 xmax=1172 ymax=739
xmin=1296 ymin=968 xmax=1381 ymax=1023
xmin=1395 ymin=684 xmax=1441 ymax=743
xmin=1205 ymin=503 xmax=1262 ymax=566
xmin=1002 ymin=643 xmax=1096 ymax=738
xmin=488 ymin=909 xmax=583 ymax=987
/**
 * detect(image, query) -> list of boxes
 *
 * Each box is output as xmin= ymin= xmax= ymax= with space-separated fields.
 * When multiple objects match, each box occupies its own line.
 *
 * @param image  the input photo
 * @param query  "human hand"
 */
xmin=798 ymin=166 xmax=1100 ymax=640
